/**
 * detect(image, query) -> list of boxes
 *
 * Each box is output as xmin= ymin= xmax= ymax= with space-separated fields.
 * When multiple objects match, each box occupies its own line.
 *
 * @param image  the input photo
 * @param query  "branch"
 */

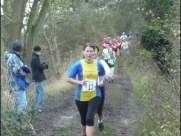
xmin=1 ymin=119 xmax=14 ymax=136
xmin=24 ymin=117 xmax=36 ymax=135
xmin=55 ymin=19 xmax=68 ymax=25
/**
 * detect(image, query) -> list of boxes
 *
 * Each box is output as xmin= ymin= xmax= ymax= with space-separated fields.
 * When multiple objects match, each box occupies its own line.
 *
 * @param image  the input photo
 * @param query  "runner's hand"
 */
xmin=98 ymin=80 xmax=104 ymax=87
xmin=80 ymin=79 xmax=87 ymax=85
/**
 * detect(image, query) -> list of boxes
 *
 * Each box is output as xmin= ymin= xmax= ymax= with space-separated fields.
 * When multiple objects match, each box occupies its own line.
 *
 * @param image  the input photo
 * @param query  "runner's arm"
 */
xmin=66 ymin=61 xmax=86 ymax=85
xmin=100 ymin=59 xmax=112 ymax=78
xmin=66 ymin=78 xmax=84 ymax=85
xmin=98 ymin=61 xmax=106 ymax=83
xmin=102 ymin=50 xmax=105 ymax=56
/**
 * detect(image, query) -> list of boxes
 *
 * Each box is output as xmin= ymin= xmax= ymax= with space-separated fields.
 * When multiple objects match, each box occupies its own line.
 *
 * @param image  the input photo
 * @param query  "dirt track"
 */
xmin=25 ymin=57 xmax=142 ymax=136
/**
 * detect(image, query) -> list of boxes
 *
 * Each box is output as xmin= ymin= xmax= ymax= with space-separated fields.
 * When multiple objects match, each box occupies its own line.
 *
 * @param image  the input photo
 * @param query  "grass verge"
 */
xmin=123 ymin=56 xmax=180 ymax=136
xmin=123 ymin=58 xmax=150 ymax=102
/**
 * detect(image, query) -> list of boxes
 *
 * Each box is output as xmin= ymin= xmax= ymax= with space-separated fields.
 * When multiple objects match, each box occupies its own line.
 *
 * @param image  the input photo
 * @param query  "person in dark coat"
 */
xmin=30 ymin=45 xmax=48 ymax=112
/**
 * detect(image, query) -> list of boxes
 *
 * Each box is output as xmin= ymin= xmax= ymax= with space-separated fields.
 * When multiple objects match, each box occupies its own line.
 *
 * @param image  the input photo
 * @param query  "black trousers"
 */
xmin=75 ymin=96 xmax=101 ymax=126
xmin=97 ymin=86 xmax=105 ymax=116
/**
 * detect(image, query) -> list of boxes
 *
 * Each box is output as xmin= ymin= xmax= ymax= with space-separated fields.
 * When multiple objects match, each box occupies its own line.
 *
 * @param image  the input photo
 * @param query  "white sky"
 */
xmin=1 ymin=0 xmax=32 ymax=15
xmin=1 ymin=0 xmax=3 ymax=14
xmin=1 ymin=0 xmax=33 ymax=33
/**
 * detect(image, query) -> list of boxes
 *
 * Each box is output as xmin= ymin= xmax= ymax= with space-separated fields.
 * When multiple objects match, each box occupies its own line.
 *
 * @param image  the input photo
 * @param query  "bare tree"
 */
xmin=2 ymin=0 xmax=27 ymax=47
xmin=23 ymin=0 xmax=52 ymax=64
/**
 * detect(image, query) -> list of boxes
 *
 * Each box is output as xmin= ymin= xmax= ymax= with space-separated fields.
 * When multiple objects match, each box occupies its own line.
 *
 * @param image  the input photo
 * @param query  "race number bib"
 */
xmin=82 ymin=80 xmax=96 ymax=91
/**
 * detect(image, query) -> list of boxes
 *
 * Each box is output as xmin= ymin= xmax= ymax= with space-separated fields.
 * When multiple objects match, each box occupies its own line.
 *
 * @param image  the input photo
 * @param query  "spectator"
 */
xmin=30 ymin=45 xmax=48 ymax=112
xmin=4 ymin=41 xmax=30 ymax=128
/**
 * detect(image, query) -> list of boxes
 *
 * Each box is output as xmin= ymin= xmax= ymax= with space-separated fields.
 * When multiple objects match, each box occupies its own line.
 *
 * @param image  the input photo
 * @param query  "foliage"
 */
xmin=140 ymin=0 xmax=175 ymax=21
xmin=138 ymin=49 xmax=152 ymax=59
xmin=134 ymin=1 xmax=180 ymax=134
xmin=3 ymin=0 xmax=179 ymax=135
xmin=137 ymin=0 xmax=179 ymax=77
xmin=124 ymin=49 xmax=180 ymax=136
xmin=139 ymin=24 xmax=169 ymax=51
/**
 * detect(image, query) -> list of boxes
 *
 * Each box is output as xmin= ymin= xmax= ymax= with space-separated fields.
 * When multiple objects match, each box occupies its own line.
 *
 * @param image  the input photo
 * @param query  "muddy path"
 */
xmin=25 ymin=57 xmax=142 ymax=136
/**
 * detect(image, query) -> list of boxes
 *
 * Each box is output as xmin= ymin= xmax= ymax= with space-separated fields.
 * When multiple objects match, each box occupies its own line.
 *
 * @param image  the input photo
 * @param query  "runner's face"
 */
xmin=83 ymin=46 xmax=94 ymax=60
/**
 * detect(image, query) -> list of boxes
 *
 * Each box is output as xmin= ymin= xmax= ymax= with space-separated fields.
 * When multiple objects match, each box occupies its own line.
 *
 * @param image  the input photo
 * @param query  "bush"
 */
xmin=139 ymin=22 xmax=172 ymax=76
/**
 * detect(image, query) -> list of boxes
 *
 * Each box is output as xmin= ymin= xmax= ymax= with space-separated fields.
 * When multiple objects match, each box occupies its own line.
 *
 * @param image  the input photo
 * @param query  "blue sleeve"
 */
xmin=67 ymin=61 xmax=80 ymax=79
xmin=98 ymin=62 xmax=105 ymax=76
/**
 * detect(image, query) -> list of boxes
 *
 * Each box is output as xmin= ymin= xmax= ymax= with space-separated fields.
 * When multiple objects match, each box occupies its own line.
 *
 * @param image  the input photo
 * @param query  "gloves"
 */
xmin=21 ymin=66 xmax=31 ymax=74
xmin=42 ymin=62 xmax=48 ymax=69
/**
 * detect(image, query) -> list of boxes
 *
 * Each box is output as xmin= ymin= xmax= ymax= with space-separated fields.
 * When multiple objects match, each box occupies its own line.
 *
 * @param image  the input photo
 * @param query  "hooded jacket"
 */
xmin=4 ymin=50 xmax=29 ymax=91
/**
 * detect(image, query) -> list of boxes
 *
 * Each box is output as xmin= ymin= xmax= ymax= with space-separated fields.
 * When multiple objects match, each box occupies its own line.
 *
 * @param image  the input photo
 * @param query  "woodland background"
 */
xmin=1 ymin=0 xmax=180 ymax=135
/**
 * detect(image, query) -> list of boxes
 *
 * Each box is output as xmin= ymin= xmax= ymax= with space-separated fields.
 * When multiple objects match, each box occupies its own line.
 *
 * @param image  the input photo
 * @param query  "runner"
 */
xmin=127 ymin=31 xmax=133 ymax=44
xmin=66 ymin=43 xmax=105 ymax=136
xmin=111 ymin=38 xmax=118 ymax=59
xmin=102 ymin=44 xmax=109 ymax=63
xmin=106 ymin=37 xmax=111 ymax=45
xmin=92 ymin=44 xmax=112 ymax=131
xmin=106 ymin=47 xmax=115 ymax=83
xmin=116 ymin=37 xmax=122 ymax=56
xmin=102 ymin=38 xmax=108 ymax=49
xmin=120 ymin=32 xmax=128 ymax=41
xmin=121 ymin=38 xmax=129 ymax=58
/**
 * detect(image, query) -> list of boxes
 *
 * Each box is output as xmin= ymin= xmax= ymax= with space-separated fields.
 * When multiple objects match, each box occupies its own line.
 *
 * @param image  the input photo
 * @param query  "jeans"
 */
xmin=34 ymin=82 xmax=46 ymax=110
xmin=13 ymin=90 xmax=27 ymax=114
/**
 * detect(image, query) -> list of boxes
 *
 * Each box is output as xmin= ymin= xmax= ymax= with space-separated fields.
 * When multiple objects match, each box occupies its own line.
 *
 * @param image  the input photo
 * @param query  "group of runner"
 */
xmin=66 ymin=31 xmax=133 ymax=136
xmin=101 ymin=31 xmax=133 ymax=81
xmin=5 ymin=32 xmax=132 ymax=136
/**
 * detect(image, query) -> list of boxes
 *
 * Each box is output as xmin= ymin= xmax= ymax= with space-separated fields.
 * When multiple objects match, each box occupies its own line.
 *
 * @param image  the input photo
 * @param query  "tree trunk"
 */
xmin=23 ymin=0 xmax=52 ymax=64
xmin=52 ymin=16 xmax=61 ymax=79
xmin=9 ymin=0 xmax=25 ymax=47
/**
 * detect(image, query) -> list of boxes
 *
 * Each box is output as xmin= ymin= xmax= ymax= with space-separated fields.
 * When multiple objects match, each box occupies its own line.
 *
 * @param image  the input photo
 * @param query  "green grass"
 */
xmin=123 ymin=58 xmax=150 ymax=102
xmin=114 ymin=57 xmax=119 ymax=74
xmin=112 ymin=88 xmax=121 ymax=101
xmin=56 ymin=127 xmax=73 ymax=136
xmin=95 ymin=123 xmax=114 ymax=136
xmin=123 ymin=53 xmax=180 ymax=136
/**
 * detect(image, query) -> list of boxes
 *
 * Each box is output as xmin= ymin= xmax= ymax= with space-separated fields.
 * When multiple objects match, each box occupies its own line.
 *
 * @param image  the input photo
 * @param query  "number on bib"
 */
xmin=82 ymin=80 xmax=96 ymax=91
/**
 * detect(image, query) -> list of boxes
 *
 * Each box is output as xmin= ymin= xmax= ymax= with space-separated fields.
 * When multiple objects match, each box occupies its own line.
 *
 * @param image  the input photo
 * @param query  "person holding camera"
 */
xmin=30 ymin=45 xmax=48 ymax=112
xmin=4 ymin=41 xmax=31 ymax=128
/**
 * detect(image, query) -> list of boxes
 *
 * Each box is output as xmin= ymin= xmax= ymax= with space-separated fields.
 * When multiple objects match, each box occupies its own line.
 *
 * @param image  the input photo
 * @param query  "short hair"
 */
xmin=91 ymin=43 xmax=99 ymax=53
xmin=33 ymin=45 xmax=41 ymax=51
xmin=94 ymin=45 xmax=99 ymax=52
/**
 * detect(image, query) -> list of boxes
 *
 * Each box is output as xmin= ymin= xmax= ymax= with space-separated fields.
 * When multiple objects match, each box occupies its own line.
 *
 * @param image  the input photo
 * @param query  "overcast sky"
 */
xmin=1 ymin=0 xmax=3 ymax=14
